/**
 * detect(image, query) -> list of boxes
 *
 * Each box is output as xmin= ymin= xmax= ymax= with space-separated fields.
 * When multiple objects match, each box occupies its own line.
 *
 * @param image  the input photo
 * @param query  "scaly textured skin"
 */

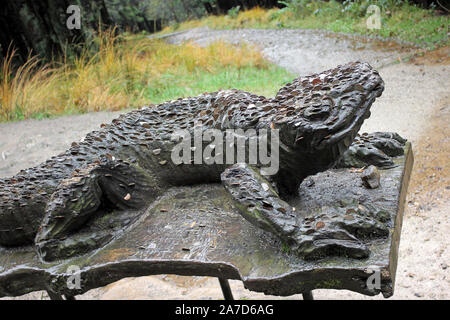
xmin=0 ymin=61 xmax=390 ymax=261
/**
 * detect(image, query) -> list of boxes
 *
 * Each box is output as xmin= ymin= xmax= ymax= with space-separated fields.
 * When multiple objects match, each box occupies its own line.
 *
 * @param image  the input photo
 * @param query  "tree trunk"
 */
xmin=0 ymin=0 xmax=110 ymax=64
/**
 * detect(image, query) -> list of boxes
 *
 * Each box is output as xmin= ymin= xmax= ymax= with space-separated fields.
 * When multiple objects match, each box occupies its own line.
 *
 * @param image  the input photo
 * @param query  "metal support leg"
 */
xmin=46 ymin=290 xmax=64 ymax=300
xmin=302 ymin=290 xmax=314 ymax=300
xmin=218 ymin=277 xmax=234 ymax=300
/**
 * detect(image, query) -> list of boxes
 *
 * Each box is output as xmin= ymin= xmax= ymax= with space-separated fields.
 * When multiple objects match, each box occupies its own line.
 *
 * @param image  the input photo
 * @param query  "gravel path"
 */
xmin=1 ymin=28 xmax=448 ymax=300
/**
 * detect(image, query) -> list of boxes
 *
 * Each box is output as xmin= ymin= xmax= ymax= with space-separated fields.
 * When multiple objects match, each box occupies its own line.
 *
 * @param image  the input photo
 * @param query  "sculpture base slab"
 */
xmin=0 ymin=144 xmax=413 ymax=299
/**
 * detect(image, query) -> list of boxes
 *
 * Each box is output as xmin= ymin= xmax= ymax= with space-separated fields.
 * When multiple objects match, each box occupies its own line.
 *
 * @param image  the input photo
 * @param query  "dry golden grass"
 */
xmin=0 ymin=29 xmax=269 ymax=122
xmin=0 ymin=49 xmax=61 ymax=121
xmin=161 ymin=6 xmax=274 ymax=33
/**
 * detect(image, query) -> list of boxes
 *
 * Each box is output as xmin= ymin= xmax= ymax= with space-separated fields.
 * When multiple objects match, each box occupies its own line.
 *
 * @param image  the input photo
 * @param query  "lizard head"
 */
xmin=272 ymin=61 xmax=384 ymax=155
xmin=267 ymin=62 xmax=384 ymax=188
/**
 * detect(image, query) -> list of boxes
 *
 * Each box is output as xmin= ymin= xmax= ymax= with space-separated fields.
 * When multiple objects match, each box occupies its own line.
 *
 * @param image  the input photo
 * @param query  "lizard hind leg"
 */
xmin=35 ymin=159 xmax=158 ymax=261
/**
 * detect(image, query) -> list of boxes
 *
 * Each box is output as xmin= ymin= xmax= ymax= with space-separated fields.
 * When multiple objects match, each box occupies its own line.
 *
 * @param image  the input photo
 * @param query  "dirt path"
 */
xmin=1 ymin=29 xmax=448 ymax=300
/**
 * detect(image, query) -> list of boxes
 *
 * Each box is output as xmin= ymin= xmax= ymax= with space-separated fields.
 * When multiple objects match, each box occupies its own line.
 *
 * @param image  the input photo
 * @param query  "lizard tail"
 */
xmin=0 ymin=177 xmax=51 ymax=246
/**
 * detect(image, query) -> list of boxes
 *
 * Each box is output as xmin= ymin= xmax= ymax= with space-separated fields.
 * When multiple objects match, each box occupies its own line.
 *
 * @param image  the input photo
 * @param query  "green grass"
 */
xmin=162 ymin=2 xmax=449 ymax=49
xmin=143 ymin=65 xmax=292 ymax=104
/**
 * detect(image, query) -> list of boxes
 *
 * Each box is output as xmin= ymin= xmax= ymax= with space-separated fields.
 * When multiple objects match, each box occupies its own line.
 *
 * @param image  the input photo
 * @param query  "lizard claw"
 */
xmin=292 ymin=210 xmax=388 ymax=260
xmin=293 ymin=227 xmax=370 ymax=260
xmin=337 ymin=131 xmax=406 ymax=168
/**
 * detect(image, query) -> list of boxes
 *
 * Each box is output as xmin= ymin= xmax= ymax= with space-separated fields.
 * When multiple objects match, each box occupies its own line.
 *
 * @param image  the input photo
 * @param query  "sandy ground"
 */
xmin=0 ymin=29 xmax=448 ymax=300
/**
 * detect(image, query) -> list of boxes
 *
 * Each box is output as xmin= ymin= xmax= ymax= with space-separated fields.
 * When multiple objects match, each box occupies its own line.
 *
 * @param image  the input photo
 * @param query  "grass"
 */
xmin=0 ymin=29 xmax=293 ymax=122
xmin=143 ymin=65 xmax=291 ymax=103
xmin=161 ymin=1 xmax=449 ymax=49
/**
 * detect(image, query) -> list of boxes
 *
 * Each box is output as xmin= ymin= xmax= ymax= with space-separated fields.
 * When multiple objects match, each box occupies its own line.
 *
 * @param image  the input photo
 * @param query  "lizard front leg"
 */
xmin=221 ymin=163 xmax=372 ymax=260
xmin=221 ymin=163 xmax=298 ymax=241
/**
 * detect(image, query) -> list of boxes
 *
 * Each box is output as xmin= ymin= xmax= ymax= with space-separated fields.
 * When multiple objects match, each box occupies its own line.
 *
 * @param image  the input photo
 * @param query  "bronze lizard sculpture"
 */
xmin=0 ymin=61 xmax=406 ymax=261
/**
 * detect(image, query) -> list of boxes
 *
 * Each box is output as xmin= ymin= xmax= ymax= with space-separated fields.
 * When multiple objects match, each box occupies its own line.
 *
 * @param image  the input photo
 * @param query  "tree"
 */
xmin=0 ymin=0 xmax=111 ymax=63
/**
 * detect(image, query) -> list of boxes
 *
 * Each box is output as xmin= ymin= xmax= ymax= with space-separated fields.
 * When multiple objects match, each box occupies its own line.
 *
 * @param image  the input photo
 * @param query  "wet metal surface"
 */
xmin=0 ymin=144 xmax=413 ymax=298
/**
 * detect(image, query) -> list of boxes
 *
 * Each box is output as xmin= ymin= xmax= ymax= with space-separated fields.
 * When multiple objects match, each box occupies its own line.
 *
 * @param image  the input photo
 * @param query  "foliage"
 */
xmin=0 ymin=30 xmax=292 ymax=122
xmin=163 ymin=2 xmax=449 ymax=48
xmin=105 ymin=0 xmax=151 ymax=31
xmin=145 ymin=0 xmax=206 ymax=23
xmin=0 ymin=49 xmax=59 ymax=121
xmin=228 ymin=6 xmax=241 ymax=18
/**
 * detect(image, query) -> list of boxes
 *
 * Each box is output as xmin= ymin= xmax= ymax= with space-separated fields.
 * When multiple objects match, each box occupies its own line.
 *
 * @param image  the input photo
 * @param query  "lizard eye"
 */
xmin=303 ymin=105 xmax=330 ymax=121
